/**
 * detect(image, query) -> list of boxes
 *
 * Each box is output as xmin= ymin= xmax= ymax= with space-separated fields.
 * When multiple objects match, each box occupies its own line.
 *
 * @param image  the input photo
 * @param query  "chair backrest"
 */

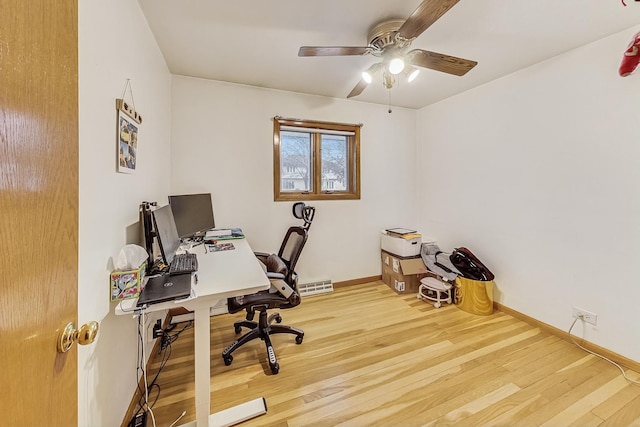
xmin=277 ymin=226 xmax=308 ymax=284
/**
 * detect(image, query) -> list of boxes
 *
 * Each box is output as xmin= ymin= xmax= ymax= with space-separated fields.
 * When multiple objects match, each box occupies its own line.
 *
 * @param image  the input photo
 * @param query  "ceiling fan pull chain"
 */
xmin=388 ymin=89 xmax=393 ymax=114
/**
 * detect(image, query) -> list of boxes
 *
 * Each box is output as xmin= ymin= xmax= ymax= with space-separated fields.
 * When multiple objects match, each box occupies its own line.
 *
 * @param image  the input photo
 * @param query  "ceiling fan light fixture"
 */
xmin=362 ymin=62 xmax=382 ymax=84
xmin=407 ymin=66 xmax=420 ymax=82
xmin=388 ymin=57 xmax=405 ymax=75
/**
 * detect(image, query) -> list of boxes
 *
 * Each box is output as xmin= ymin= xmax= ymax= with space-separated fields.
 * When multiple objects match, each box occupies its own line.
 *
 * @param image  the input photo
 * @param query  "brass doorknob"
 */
xmin=57 ymin=321 xmax=99 ymax=353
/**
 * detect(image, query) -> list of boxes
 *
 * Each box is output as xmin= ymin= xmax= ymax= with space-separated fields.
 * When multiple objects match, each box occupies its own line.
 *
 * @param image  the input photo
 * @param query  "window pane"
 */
xmin=281 ymin=131 xmax=312 ymax=192
xmin=321 ymin=134 xmax=348 ymax=191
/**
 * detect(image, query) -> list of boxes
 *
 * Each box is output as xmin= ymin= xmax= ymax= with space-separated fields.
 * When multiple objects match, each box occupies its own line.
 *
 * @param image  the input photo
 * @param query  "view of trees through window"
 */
xmin=280 ymin=131 xmax=348 ymax=192
xmin=320 ymin=135 xmax=347 ymax=192
xmin=273 ymin=117 xmax=360 ymax=201
xmin=281 ymin=131 xmax=312 ymax=191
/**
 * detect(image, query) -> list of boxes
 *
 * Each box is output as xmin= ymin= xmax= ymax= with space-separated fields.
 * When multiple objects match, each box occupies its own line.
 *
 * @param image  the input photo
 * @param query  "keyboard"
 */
xmin=169 ymin=253 xmax=198 ymax=275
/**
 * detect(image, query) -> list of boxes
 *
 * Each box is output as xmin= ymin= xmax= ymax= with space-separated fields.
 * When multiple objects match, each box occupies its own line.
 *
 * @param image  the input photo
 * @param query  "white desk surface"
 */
xmin=116 ymin=237 xmax=270 ymax=426
xmin=116 ymin=238 xmax=269 ymax=314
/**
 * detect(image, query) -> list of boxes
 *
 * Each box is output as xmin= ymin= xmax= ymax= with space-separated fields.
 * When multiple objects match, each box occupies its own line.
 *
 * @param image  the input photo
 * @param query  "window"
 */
xmin=273 ymin=117 xmax=361 ymax=201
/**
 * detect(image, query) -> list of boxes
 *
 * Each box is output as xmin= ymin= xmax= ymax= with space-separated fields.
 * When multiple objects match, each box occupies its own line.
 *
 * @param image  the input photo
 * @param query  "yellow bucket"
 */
xmin=454 ymin=277 xmax=494 ymax=316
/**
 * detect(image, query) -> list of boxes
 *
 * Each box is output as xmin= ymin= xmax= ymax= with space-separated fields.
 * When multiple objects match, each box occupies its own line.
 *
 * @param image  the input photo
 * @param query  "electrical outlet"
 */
xmin=152 ymin=320 xmax=163 ymax=339
xmin=572 ymin=307 xmax=598 ymax=326
xmin=145 ymin=318 xmax=160 ymax=341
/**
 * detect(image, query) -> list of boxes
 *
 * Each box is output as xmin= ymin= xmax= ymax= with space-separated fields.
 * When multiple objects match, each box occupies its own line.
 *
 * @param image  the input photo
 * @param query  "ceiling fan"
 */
xmin=298 ymin=0 xmax=477 ymax=98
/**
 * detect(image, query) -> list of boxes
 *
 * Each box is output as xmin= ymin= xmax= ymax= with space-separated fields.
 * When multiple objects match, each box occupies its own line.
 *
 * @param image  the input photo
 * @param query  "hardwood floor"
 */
xmin=141 ymin=281 xmax=640 ymax=426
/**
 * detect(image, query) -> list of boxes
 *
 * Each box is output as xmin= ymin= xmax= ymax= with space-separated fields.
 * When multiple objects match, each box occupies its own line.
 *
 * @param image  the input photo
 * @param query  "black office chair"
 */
xmin=223 ymin=202 xmax=315 ymax=374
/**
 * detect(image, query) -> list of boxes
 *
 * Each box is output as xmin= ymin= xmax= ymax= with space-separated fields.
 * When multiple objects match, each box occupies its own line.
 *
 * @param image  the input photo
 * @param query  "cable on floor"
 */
xmin=568 ymin=315 xmax=640 ymax=385
xmin=169 ymin=411 xmax=187 ymax=427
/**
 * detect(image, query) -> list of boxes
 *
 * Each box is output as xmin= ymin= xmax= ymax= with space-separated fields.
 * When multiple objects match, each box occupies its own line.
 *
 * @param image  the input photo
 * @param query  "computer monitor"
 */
xmin=168 ymin=193 xmax=215 ymax=239
xmin=151 ymin=204 xmax=181 ymax=266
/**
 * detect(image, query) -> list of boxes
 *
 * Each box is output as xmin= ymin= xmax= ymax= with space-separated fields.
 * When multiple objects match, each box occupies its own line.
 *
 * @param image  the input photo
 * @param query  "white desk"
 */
xmin=117 ymin=238 xmax=270 ymax=426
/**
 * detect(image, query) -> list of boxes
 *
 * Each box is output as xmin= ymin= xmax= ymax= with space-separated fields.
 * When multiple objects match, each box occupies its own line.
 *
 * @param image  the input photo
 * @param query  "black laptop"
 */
xmin=136 ymin=273 xmax=192 ymax=307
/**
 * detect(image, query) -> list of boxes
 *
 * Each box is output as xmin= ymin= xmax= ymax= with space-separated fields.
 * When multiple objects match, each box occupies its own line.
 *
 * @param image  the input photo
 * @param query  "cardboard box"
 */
xmin=110 ymin=263 xmax=146 ymax=301
xmin=381 ymin=250 xmax=428 ymax=294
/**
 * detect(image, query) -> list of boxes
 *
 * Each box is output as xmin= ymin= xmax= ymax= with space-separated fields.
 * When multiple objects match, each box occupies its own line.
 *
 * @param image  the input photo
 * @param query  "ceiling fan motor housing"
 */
xmin=367 ymin=19 xmax=406 ymax=52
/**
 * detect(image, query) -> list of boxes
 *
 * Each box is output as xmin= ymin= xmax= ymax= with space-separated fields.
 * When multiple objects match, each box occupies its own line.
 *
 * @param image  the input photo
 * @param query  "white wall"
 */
xmin=416 ymin=27 xmax=640 ymax=362
xmin=78 ymin=1 xmax=171 ymax=425
xmin=171 ymin=77 xmax=418 ymax=283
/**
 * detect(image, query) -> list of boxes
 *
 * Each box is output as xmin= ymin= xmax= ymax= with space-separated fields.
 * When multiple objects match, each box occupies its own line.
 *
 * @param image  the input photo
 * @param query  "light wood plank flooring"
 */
xmin=141 ymin=281 xmax=640 ymax=426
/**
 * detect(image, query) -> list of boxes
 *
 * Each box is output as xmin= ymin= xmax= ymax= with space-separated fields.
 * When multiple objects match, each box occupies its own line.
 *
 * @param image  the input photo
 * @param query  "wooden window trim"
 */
xmin=273 ymin=117 xmax=361 ymax=202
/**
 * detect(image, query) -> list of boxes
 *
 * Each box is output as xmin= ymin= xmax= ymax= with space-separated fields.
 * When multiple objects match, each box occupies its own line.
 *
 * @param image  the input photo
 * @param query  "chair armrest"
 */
xmin=254 ymin=252 xmax=270 ymax=268
xmin=266 ymin=272 xmax=285 ymax=280
xmin=269 ymin=278 xmax=295 ymax=300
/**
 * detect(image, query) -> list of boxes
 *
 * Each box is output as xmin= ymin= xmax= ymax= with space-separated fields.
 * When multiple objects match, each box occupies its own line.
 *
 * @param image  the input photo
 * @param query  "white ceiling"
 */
xmin=138 ymin=0 xmax=640 ymax=109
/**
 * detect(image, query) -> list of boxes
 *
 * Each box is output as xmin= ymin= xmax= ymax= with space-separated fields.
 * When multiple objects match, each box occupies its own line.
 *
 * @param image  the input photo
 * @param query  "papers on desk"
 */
xmin=205 ymin=228 xmax=245 ymax=240
xmin=208 ymin=242 xmax=235 ymax=252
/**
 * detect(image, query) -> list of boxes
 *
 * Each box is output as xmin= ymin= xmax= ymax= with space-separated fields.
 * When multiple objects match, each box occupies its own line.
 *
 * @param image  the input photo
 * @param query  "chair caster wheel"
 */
xmin=268 ymin=313 xmax=282 ymax=325
xmin=295 ymin=335 xmax=304 ymax=344
xmin=270 ymin=363 xmax=279 ymax=374
xmin=234 ymin=325 xmax=242 ymax=334
xmin=223 ymin=355 xmax=233 ymax=366
xmin=434 ymin=302 xmax=441 ymax=308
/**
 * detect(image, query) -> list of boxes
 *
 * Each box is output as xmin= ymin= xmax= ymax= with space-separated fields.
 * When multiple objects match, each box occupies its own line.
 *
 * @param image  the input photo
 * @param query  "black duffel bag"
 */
xmin=449 ymin=247 xmax=495 ymax=281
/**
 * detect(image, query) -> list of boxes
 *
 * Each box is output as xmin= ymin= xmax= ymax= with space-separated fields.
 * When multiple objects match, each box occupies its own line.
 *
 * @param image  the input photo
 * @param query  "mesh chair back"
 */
xmin=278 ymin=227 xmax=308 ymax=281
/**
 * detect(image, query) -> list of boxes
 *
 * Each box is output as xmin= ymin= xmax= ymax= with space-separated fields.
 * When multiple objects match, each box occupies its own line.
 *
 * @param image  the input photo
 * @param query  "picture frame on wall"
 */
xmin=116 ymin=97 xmax=142 ymax=174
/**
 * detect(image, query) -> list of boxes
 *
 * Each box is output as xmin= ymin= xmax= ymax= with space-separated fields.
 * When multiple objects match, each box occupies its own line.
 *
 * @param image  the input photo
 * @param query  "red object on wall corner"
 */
xmin=619 ymin=31 xmax=640 ymax=77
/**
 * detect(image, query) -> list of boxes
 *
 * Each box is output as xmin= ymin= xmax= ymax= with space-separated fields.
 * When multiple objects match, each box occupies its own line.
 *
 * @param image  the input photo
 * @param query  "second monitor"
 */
xmin=168 ymin=193 xmax=215 ymax=239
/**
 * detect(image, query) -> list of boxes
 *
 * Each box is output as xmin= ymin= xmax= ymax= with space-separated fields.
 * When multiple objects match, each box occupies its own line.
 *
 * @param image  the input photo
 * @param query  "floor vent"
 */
xmin=298 ymin=279 xmax=334 ymax=296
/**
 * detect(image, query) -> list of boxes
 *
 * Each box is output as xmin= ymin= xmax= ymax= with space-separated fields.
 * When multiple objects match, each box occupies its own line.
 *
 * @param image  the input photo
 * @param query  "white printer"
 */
xmin=380 ymin=228 xmax=435 ymax=257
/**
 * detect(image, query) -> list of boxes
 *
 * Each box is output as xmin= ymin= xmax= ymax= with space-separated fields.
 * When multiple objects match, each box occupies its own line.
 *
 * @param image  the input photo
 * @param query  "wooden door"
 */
xmin=0 ymin=1 xmax=79 ymax=425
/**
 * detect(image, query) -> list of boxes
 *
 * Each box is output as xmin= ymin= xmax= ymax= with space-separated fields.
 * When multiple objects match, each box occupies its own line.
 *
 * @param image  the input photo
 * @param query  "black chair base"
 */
xmin=222 ymin=308 xmax=304 ymax=374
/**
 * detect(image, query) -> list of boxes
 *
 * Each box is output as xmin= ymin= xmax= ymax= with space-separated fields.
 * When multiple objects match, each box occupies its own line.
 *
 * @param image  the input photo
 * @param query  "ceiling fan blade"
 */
xmin=409 ymin=49 xmax=477 ymax=76
xmin=398 ymin=0 xmax=461 ymax=40
xmin=347 ymin=79 xmax=369 ymax=98
xmin=298 ymin=46 xmax=369 ymax=57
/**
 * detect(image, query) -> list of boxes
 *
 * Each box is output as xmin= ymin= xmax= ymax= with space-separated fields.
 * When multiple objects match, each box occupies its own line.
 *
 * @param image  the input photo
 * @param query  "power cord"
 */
xmin=568 ymin=314 xmax=640 ymax=385
xmin=135 ymin=322 xmax=175 ymax=410
xmin=134 ymin=313 xmax=157 ymax=427
xmin=130 ymin=318 xmax=193 ymax=427
xmin=159 ymin=320 xmax=193 ymax=352
xmin=169 ymin=411 xmax=187 ymax=427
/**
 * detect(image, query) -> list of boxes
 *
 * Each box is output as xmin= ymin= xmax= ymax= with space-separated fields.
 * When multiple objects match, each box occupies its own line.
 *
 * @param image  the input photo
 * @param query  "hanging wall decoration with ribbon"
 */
xmin=116 ymin=79 xmax=142 ymax=174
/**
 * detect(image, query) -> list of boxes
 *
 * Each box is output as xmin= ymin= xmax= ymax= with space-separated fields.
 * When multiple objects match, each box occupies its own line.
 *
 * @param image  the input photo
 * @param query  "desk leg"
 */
xmin=194 ymin=307 xmax=211 ymax=426
xmin=185 ymin=305 xmax=267 ymax=427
